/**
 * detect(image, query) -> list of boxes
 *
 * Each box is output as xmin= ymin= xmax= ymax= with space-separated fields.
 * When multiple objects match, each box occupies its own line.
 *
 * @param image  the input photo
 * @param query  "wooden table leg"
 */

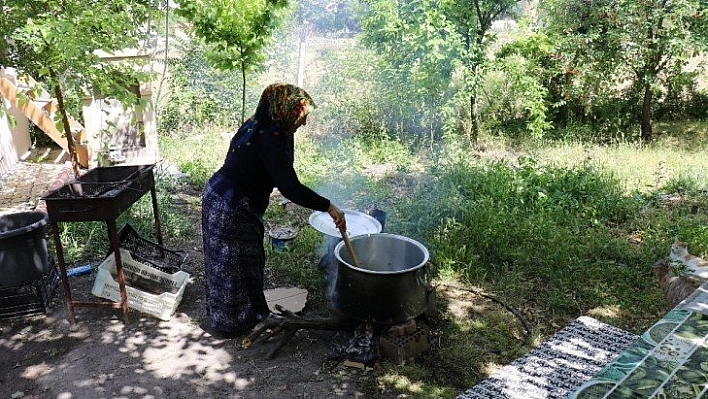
xmin=51 ymin=221 xmax=76 ymax=326
xmin=150 ymin=186 xmax=164 ymax=248
xmin=107 ymin=219 xmax=130 ymax=323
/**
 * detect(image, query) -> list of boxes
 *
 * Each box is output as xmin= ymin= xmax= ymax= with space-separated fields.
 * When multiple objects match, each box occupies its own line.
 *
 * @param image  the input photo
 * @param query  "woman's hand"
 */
xmin=327 ymin=203 xmax=346 ymax=231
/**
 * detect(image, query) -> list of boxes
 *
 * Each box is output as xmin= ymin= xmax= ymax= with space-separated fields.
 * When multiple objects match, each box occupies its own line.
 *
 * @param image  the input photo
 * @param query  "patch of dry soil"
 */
xmin=0 ymin=270 xmax=375 ymax=399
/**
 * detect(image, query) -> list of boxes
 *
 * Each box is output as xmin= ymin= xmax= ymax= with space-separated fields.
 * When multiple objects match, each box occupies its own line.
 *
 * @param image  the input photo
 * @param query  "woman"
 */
xmin=202 ymin=83 xmax=346 ymax=337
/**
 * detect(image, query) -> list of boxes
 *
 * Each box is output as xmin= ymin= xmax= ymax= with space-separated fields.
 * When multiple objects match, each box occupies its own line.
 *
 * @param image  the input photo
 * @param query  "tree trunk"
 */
xmin=469 ymin=62 xmax=481 ymax=149
xmin=49 ymin=68 xmax=80 ymax=178
xmin=640 ymin=81 xmax=654 ymax=140
xmin=429 ymin=96 xmax=437 ymax=151
xmin=155 ymin=3 xmax=170 ymax=104
xmin=558 ymin=68 xmax=574 ymax=126
xmin=241 ymin=65 xmax=246 ymax=125
xmin=470 ymin=94 xmax=479 ymax=148
xmin=297 ymin=24 xmax=306 ymax=87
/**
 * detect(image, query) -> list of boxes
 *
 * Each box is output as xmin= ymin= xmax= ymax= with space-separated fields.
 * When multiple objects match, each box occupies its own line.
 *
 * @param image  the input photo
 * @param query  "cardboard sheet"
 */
xmin=264 ymin=287 xmax=308 ymax=313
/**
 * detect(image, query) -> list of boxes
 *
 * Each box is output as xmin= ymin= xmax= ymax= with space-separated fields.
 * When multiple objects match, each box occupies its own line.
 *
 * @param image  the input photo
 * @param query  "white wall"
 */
xmin=82 ymin=81 xmax=158 ymax=167
xmin=0 ymin=69 xmax=32 ymax=175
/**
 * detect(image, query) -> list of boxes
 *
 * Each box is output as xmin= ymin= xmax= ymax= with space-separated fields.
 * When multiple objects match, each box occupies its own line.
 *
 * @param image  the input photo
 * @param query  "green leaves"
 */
xmin=174 ymin=0 xmax=289 ymax=121
xmin=540 ymin=0 xmax=707 ymax=139
xmin=3 ymin=0 xmax=159 ymax=174
xmin=359 ymin=0 xmax=460 ymax=144
xmin=175 ymin=0 xmax=287 ymax=69
xmin=6 ymin=0 xmax=156 ymax=103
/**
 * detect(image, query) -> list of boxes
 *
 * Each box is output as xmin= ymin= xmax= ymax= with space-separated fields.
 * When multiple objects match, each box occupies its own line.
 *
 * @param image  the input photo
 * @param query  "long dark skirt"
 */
xmin=202 ymin=184 xmax=270 ymax=334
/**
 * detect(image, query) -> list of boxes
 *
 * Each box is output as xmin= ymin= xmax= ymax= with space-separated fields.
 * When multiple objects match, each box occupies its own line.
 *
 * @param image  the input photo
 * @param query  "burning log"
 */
xmin=329 ymin=321 xmax=381 ymax=366
xmin=241 ymin=304 xmax=358 ymax=359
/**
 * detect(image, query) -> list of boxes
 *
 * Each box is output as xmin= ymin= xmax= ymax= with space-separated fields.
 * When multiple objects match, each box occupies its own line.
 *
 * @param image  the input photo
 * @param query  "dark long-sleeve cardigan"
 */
xmin=201 ymin=118 xmax=331 ymax=334
xmin=208 ymin=118 xmax=330 ymax=215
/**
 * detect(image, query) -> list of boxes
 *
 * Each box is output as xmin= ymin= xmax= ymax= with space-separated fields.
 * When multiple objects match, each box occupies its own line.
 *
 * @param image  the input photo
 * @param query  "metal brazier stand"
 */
xmin=41 ymin=164 xmax=163 ymax=325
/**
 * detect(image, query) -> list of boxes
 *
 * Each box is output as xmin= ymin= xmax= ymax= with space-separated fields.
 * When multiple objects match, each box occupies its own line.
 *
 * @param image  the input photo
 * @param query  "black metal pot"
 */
xmin=0 ymin=211 xmax=49 ymax=287
xmin=332 ymin=233 xmax=431 ymax=324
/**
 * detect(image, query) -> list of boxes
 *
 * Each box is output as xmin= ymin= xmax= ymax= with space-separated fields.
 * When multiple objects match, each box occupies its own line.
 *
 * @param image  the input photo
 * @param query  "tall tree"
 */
xmin=443 ymin=0 xmax=520 ymax=147
xmin=361 ymin=0 xmax=459 ymax=146
xmin=174 ymin=0 xmax=289 ymax=124
xmin=361 ymin=0 xmax=521 ymax=147
xmin=619 ymin=0 xmax=707 ymax=139
xmin=2 ymin=0 xmax=157 ymax=176
xmin=541 ymin=0 xmax=708 ymax=140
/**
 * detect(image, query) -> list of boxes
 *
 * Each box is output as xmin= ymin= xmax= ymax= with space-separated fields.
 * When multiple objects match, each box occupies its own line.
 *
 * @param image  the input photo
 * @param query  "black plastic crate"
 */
xmin=116 ymin=224 xmax=187 ymax=274
xmin=0 ymin=261 xmax=60 ymax=319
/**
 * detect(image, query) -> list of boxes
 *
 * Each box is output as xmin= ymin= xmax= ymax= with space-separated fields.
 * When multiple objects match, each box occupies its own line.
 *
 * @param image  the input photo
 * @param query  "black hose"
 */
xmin=437 ymin=283 xmax=534 ymax=345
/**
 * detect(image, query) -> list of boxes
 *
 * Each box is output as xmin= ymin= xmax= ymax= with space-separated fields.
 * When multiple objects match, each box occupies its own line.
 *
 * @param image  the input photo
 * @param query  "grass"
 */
xmin=157 ymin=130 xmax=232 ymax=188
xmin=151 ymin=123 xmax=708 ymax=397
xmin=523 ymin=120 xmax=708 ymax=194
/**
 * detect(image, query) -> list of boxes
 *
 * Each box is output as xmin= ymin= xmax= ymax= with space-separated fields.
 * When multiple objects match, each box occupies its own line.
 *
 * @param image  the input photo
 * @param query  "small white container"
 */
xmin=91 ymin=248 xmax=190 ymax=321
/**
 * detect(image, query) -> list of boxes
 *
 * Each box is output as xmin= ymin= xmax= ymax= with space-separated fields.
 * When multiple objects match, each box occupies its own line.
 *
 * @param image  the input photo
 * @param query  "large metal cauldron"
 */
xmin=333 ymin=233 xmax=431 ymax=324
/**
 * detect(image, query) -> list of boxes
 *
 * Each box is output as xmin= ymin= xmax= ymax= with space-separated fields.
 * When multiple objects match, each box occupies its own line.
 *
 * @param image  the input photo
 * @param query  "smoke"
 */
xmin=316 ymin=234 xmax=341 ymax=300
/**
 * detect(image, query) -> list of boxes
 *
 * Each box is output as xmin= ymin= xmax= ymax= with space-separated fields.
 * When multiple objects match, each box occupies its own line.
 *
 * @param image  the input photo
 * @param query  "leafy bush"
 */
xmin=178 ymin=159 xmax=213 ymax=189
xmin=489 ymin=36 xmax=554 ymax=140
xmin=156 ymin=40 xmax=244 ymax=136
xmin=661 ymin=175 xmax=703 ymax=195
xmin=157 ymin=126 xmax=228 ymax=189
xmin=315 ymin=38 xmax=449 ymax=149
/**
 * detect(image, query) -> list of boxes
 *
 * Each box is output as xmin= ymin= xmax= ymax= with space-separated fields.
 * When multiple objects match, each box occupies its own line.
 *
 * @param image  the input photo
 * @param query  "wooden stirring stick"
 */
xmin=338 ymin=226 xmax=361 ymax=268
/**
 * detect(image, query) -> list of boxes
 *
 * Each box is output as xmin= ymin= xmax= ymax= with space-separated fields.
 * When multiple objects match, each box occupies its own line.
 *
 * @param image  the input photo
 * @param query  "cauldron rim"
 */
xmin=334 ymin=233 xmax=429 ymax=275
xmin=0 ymin=211 xmax=48 ymax=239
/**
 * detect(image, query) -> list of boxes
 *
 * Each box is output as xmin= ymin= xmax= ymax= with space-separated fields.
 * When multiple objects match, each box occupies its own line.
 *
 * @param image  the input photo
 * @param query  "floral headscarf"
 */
xmin=254 ymin=83 xmax=316 ymax=130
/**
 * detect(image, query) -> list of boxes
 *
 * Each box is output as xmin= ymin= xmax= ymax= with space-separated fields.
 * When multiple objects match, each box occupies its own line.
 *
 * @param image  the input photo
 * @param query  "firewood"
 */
xmin=342 ymin=360 xmax=366 ymax=369
xmin=241 ymin=305 xmax=358 ymax=358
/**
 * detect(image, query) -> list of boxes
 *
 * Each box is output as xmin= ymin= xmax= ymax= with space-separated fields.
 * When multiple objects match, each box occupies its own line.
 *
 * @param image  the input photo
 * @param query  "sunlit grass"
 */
xmin=158 ymin=125 xmax=231 ymax=188
xmin=372 ymin=128 xmax=707 ymax=396
xmin=526 ymin=141 xmax=708 ymax=194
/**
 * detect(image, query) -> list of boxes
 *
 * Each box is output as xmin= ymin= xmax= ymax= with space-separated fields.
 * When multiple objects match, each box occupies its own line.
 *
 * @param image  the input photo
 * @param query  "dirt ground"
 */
xmin=0 ymin=166 xmax=453 ymax=399
xmin=0 ymin=264 xmax=379 ymax=399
